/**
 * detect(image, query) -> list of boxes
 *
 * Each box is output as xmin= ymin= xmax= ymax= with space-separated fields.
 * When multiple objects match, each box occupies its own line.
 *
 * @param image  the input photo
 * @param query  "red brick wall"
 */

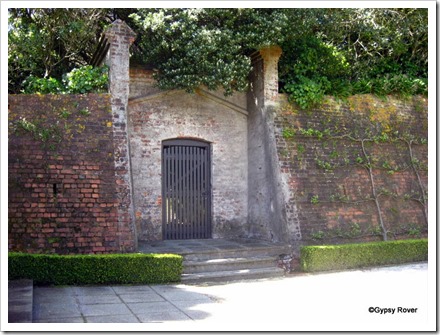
xmin=275 ymin=95 xmax=428 ymax=245
xmin=8 ymin=94 xmax=136 ymax=254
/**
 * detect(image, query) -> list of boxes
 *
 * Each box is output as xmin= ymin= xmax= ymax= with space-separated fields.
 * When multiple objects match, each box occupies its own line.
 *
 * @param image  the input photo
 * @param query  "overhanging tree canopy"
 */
xmin=8 ymin=7 xmax=428 ymax=104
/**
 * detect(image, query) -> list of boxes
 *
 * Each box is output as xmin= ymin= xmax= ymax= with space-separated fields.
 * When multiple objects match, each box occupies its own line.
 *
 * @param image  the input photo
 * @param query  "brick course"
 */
xmin=8 ymin=94 xmax=135 ymax=254
xmin=274 ymin=95 xmax=428 ymax=244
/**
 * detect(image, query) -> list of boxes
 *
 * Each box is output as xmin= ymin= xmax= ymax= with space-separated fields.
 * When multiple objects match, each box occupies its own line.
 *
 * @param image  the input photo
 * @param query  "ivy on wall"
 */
xmin=278 ymin=95 xmax=428 ymax=243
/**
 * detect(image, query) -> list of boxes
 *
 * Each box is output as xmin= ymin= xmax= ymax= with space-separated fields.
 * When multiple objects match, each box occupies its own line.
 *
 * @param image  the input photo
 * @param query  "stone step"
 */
xmin=138 ymin=238 xmax=292 ymax=284
xmin=180 ymin=244 xmax=291 ymax=262
xmin=181 ymin=267 xmax=285 ymax=284
xmin=183 ymin=256 xmax=277 ymax=273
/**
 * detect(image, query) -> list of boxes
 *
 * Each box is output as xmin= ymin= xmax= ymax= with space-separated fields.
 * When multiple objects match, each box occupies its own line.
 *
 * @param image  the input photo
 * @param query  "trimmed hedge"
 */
xmin=8 ymin=252 xmax=183 ymax=285
xmin=300 ymin=239 xmax=428 ymax=272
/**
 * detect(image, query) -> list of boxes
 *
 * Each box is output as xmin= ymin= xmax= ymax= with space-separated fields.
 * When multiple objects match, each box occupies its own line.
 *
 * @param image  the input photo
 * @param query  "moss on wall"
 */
xmin=275 ymin=94 xmax=428 ymax=245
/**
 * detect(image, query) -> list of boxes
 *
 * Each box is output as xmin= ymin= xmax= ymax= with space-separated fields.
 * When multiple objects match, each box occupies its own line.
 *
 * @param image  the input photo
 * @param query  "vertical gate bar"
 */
xmin=168 ymin=146 xmax=172 ymax=239
xmin=172 ymin=145 xmax=177 ymax=240
xmin=167 ymin=146 xmax=171 ymax=240
xmin=166 ymin=147 xmax=170 ymax=239
xmin=180 ymin=145 xmax=184 ymax=239
xmin=174 ymin=145 xmax=178 ymax=240
xmin=187 ymin=146 xmax=192 ymax=239
xmin=201 ymin=147 xmax=205 ymax=238
xmin=200 ymin=149 xmax=207 ymax=238
xmin=193 ymin=147 xmax=197 ymax=239
xmin=205 ymin=147 xmax=209 ymax=238
xmin=197 ymin=147 xmax=202 ymax=238
xmin=162 ymin=147 xmax=166 ymax=239
xmin=186 ymin=147 xmax=192 ymax=239
xmin=164 ymin=147 xmax=170 ymax=239
xmin=206 ymin=145 xmax=210 ymax=237
xmin=187 ymin=146 xmax=191 ymax=239
xmin=182 ymin=146 xmax=186 ymax=239
xmin=202 ymin=147 xmax=206 ymax=238
xmin=194 ymin=146 xmax=198 ymax=239
xmin=186 ymin=146 xmax=190 ymax=239
xmin=169 ymin=147 xmax=173 ymax=239
xmin=207 ymin=146 xmax=211 ymax=237
xmin=177 ymin=146 xmax=183 ymax=240
xmin=185 ymin=146 xmax=190 ymax=239
xmin=174 ymin=146 xmax=178 ymax=240
xmin=191 ymin=146 xmax=196 ymax=239
xmin=175 ymin=145 xmax=178 ymax=240
xmin=198 ymin=147 xmax=203 ymax=238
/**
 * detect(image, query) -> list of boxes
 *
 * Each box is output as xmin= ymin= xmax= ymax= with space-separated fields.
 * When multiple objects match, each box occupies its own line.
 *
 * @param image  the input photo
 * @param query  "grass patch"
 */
xmin=300 ymin=239 xmax=427 ymax=272
xmin=8 ymin=252 xmax=183 ymax=285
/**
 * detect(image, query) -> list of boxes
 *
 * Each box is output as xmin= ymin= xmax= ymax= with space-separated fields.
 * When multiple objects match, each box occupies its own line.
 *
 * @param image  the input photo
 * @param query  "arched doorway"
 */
xmin=162 ymin=139 xmax=212 ymax=239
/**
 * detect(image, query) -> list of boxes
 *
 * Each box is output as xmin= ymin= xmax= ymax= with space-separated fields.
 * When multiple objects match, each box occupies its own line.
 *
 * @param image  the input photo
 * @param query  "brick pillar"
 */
xmin=259 ymin=46 xmax=282 ymax=105
xmin=104 ymin=20 xmax=137 ymax=252
xmin=247 ymin=45 xmax=295 ymax=245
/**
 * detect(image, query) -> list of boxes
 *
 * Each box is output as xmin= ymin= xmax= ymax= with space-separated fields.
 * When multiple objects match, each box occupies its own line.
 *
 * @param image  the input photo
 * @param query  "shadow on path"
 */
xmin=32 ymin=284 xmax=218 ymax=323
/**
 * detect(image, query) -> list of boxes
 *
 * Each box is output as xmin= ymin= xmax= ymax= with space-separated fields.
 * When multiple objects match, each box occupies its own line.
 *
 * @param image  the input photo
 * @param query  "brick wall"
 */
xmin=274 ymin=94 xmax=428 ymax=245
xmin=8 ymin=94 xmax=136 ymax=254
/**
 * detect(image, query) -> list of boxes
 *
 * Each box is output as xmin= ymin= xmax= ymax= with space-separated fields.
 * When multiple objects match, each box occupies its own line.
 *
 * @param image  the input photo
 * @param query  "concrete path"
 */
xmin=8 ymin=279 xmax=33 ymax=323
xmin=6 ymin=262 xmax=434 ymax=331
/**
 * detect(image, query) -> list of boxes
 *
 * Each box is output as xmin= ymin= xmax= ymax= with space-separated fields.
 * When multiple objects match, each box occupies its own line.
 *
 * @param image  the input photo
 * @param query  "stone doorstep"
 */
xmin=183 ymin=256 xmax=278 ymax=273
xmin=180 ymin=245 xmax=292 ymax=262
xmin=8 ymin=279 xmax=34 ymax=323
xmin=181 ymin=267 xmax=285 ymax=284
xmin=174 ymin=240 xmax=291 ymax=284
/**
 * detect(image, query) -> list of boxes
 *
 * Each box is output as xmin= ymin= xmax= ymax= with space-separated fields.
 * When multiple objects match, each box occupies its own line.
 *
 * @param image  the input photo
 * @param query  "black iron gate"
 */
xmin=162 ymin=139 xmax=212 ymax=239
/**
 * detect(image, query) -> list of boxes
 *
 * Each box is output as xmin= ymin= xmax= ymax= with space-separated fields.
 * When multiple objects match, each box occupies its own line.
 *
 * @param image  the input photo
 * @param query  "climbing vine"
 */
xmin=279 ymin=96 xmax=428 ymax=242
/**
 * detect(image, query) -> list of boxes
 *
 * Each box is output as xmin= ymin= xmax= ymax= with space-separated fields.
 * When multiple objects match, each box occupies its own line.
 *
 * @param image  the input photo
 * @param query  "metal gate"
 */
xmin=162 ymin=139 xmax=212 ymax=239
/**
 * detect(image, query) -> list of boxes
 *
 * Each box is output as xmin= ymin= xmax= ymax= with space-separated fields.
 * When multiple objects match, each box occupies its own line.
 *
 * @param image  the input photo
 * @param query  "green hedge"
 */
xmin=300 ymin=239 xmax=428 ymax=272
xmin=8 ymin=252 xmax=183 ymax=285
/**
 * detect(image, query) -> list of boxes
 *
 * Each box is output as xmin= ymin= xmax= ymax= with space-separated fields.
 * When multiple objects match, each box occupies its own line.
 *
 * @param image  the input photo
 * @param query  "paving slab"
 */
xmin=85 ymin=314 xmax=140 ymax=323
xmin=75 ymin=286 xmax=116 ymax=296
xmin=111 ymin=285 xmax=156 ymax=294
xmin=33 ymin=301 xmax=82 ymax=320
xmin=135 ymin=310 xmax=192 ymax=323
xmin=118 ymin=292 xmax=165 ymax=303
xmin=8 ymin=279 xmax=33 ymax=323
xmin=127 ymin=301 xmax=181 ymax=314
xmin=33 ymin=317 xmax=85 ymax=323
xmin=79 ymin=303 xmax=132 ymax=317
xmin=77 ymin=294 xmax=122 ymax=305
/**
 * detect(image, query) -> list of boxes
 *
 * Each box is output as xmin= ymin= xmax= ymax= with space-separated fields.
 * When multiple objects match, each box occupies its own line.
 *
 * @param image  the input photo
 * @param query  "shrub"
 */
xmin=300 ymin=239 xmax=427 ymax=272
xmin=8 ymin=252 xmax=182 ymax=285
xmin=62 ymin=65 xmax=108 ymax=94
xmin=21 ymin=65 xmax=108 ymax=94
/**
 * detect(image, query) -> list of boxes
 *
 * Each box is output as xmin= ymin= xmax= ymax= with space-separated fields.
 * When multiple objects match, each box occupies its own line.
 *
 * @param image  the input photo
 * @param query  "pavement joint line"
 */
xmin=111 ymin=286 xmax=143 ymax=323
xmin=73 ymin=293 xmax=87 ymax=323
xmin=149 ymin=285 xmax=196 ymax=322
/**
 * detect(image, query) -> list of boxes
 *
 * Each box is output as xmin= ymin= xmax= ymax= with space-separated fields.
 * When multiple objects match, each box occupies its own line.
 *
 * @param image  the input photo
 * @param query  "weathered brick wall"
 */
xmin=274 ymin=94 xmax=428 ymax=245
xmin=128 ymin=68 xmax=249 ymax=241
xmin=8 ymin=94 xmax=136 ymax=254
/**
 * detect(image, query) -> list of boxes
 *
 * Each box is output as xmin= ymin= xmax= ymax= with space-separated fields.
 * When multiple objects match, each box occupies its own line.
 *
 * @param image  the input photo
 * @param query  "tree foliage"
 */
xmin=9 ymin=8 xmax=428 ymax=104
xmin=130 ymin=8 xmax=289 ymax=95
xmin=278 ymin=8 xmax=428 ymax=107
xmin=8 ymin=8 xmax=132 ymax=93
